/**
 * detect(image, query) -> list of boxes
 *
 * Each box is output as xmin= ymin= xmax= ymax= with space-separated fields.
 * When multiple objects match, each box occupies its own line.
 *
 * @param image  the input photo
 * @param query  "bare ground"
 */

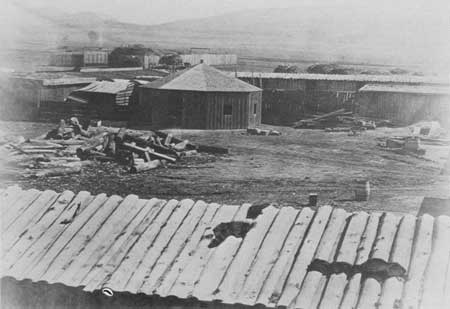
xmin=1 ymin=121 xmax=449 ymax=215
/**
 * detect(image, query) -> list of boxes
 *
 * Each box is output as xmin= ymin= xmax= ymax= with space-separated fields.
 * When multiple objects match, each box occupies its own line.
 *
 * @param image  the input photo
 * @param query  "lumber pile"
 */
xmin=293 ymin=109 xmax=376 ymax=132
xmin=379 ymin=136 xmax=426 ymax=156
xmin=1 ymin=118 xmax=229 ymax=177
xmin=246 ymin=128 xmax=281 ymax=136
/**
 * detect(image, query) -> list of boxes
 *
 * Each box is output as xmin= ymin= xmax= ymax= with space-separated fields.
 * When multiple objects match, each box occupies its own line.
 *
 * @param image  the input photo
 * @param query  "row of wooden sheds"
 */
xmin=1 ymin=185 xmax=450 ymax=309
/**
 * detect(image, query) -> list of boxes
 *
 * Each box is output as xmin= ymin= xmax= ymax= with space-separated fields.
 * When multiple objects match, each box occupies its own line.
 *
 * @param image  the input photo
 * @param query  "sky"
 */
xmin=13 ymin=0 xmax=450 ymax=25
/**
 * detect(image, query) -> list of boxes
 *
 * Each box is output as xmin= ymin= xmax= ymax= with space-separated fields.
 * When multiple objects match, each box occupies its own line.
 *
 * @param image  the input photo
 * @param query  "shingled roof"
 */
xmin=142 ymin=63 xmax=261 ymax=92
xmin=2 ymin=186 xmax=450 ymax=309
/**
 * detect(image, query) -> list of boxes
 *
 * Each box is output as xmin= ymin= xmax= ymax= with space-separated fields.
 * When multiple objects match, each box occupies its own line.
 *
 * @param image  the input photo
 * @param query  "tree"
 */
xmin=274 ymin=65 xmax=298 ymax=73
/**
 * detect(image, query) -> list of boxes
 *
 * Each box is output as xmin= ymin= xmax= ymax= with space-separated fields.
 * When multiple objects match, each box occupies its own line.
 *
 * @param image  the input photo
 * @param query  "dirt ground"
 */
xmin=1 ymin=121 xmax=449 ymax=215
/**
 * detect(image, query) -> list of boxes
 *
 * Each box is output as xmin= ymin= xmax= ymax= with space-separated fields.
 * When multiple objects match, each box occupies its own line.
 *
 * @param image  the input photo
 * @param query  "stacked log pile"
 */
xmin=1 ymin=120 xmax=228 ymax=177
xmin=293 ymin=109 xmax=376 ymax=132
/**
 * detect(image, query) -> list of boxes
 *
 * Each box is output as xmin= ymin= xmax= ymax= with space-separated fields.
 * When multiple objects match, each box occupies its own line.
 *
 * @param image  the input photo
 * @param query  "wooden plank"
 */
xmin=9 ymin=191 xmax=93 ymax=279
xmin=257 ymin=207 xmax=315 ymax=308
xmin=389 ymin=214 xmax=416 ymax=271
xmin=356 ymin=277 xmax=381 ymax=309
xmin=153 ymin=203 xmax=220 ymax=297
xmin=378 ymin=277 xmax=405 ymax=309
xmin=420 ymin=216 xmax=450 ymax=309
xmin=139 ymin=201 xmax=209 ymax=294
xmin=340 ymin=273 xmax=362 ymax=309
xmin=0 ymin=185 xmax=22 ymax=210
xmin=318 ymin=273 xmax=347 ymax=309
xmin=371 ymin=212 xmax=401 ymax=262
xmin=100 ymin=199 xmax=179 ymax=292
xmin=237 ymin=207 xmax=299 ymax=306
xmin=377 ymin=214 xmax=416 ymax=309
xmin=277 ymin=206 xmax=333 ymax=308
xmin=191 ymin=236 xmax=243 ymax=301
xmin=318 ymin=212 xmax=369 ymax=309
xmin=2 ymin=190 xmax=59 ymax=251
xmin=168 ymin=204 xmax=239 ymax=299
xmin=340 ymin=213 xmax=382 ymax=309
xmin=82 ymin=198 xmax=166 ymax=291
xmin=294 ymin=209 xmax=349 ymax=309
xmin=123 ymin=199 xmax=195 ymax=293
xmin=57 ymin=195 xmax=146 ymax=286
xmin=26 ymin=194 xmax=109 ymax=281
xmin=39 ymin=195 xmax=124 ymax=284
xmin=2 ymin=191 xmax=75 ymax=271
xmin=216 ymin=206 xmax=279 ymax=304
xmin=2 ymin=189 xmax=41 ymax=231
xmin=335 ymin=212 xmax=369 ymax=265
xmin=293 ymin=271 xmax=327 ymax=309
xmin=402 ymin=214 xmax=434 ymax=309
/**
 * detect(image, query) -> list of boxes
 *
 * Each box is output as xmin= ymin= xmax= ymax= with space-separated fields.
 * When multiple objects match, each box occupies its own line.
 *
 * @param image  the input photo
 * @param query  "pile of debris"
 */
xmin=293 ymin=109 xmax=376 ymax=133
xmin=379 ymin=136 xmax=426 ymax=156
xmin=246 ymin=128 xmax=281 ymax=136
xmin=2 ymin=118 xmax=228 ymax=177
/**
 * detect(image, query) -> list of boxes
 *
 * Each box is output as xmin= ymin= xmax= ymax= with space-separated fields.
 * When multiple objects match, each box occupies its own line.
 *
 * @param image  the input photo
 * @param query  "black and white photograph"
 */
xmin=0 ymin=0 xmax=449 ymax=308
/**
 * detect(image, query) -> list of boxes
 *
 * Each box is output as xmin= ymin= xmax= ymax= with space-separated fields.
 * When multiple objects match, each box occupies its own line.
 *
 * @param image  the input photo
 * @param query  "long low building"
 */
xmin=2 ymin=186 xmax=450 ymax=309
xmin=228 ymin=71 xmax=450 ymax=125
xmin=357 ymin=84 xmax=450 ymax=127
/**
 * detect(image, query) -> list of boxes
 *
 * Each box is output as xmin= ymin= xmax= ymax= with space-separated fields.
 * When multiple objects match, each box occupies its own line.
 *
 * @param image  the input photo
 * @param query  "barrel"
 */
xmin=309 ymin=193 xmax=318 ymax=206
xmin=355 ymin=180 xmax=370 ymax=201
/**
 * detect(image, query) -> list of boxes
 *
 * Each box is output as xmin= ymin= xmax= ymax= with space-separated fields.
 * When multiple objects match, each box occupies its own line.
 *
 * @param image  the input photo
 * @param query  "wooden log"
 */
xmin=389 ymin=214 xmax=416 ymax=273
xmin=139 ymin=201 xmax=208 ymax=294
xmin=130 ymin=160 xmax=161 ymax=173
xmin=27 ymin=194 xmax=110 ymax=281
xmin=356 ymin=277 xmax=381 ymax=309
xmin=82 ymin=198 xmax=167 ymax=291
xmin=197 ymin=144 xmax=229 ymax=154
xmin=217 ymin=206 xmax=279 ymax=303
xmin=340 ymin=213 xmax=382 ymax=309
xmin=9 ymin=192 xmax=94 ymax=280
xmin=32 ymin=165 xmax=81 ymax=178
xmin=2 ymin=191 xmax=75 ymax=271
xmin=294 ymin=209 xmax=349 ymax=309
xmin=57 ymin=195 xmax=145 ymax=286
xmin=191 ymin=236 xmax=243 ymax=302
xmin=39 ymin=195 xmax=124 ymax=283
xmin=277 ymin=206 xmax=333 ymax=307
xmin=124 ymin=200 xmax=195 ymax=293
xmin=377 ymin=277 xmax=405 ymax=309
xmin=257 ymin=207 xmax=315 ymax=307
xmin=402 ymin=214 xmax=434 ymax=309
xmin=154 ymin=203 xmax=220 ymax=297
xmin=318 ymin=212 xmax=369 ymax=309
xmin=2 ymin=190 xmax=59 ymax=251
xmin=371 ymin=213 xmax=401 ymax=262
xmin=294 ymin=271 xmax=327 ymax=309
xmin=101 ymin=199 xmax=179 ymax=292
xmin=2 ymin=189 xmax=40 ymax=230
xmin=420 ymin=216 xmax=450 ymax=309
xmin=168 ymin=204 xmax=240 ymax=299
xmin=122 ymin=142 xmax=176 ymax=163
xmin=238 ymin=207 xmax=299 ymax=306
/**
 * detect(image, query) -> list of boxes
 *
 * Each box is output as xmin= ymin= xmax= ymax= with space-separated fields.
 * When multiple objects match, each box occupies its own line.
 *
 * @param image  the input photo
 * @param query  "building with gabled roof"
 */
xmin=135 ymin=63 xmax=262 ymax=129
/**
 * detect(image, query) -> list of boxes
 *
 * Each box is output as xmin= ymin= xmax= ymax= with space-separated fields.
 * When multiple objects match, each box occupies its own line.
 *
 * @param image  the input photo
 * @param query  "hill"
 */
xmin=1 ymin=3 xmax=449 ymax=72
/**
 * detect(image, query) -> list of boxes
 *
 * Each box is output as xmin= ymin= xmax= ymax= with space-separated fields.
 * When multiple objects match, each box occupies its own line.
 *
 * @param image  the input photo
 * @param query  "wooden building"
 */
xmin=357 ymin=84 xmax=450 ymax=127
xmin=0 ymin=73 xmax=95 ymax=121
xmin=3 ymin=186 xmax=450 ymax=308
xmin=67 ymin=80 xmax=143 ymax=121
xmin=135 ymin=63 xmax=262 ymax=129
xmin=232 ymin=72 xmax=449 ymax=125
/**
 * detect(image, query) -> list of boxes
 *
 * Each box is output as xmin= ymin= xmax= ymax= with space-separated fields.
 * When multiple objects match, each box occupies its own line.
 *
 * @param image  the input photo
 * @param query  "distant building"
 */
xmin=48 ymin=49 xmax=109 ymax=67
xmin=179 ymin=54 xmax=238 ymax=66
xmin=135 ymin=63 xmax=262 ymax=129
xmin=357 ymin=84 xmax=450 ymax=127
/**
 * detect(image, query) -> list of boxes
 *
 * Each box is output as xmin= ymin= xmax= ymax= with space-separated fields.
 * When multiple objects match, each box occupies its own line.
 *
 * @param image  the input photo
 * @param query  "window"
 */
xmin=224 ymin=102 xmax=232 ymax=115
xmin=253 ymin=103 xmax=257 ymax=115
